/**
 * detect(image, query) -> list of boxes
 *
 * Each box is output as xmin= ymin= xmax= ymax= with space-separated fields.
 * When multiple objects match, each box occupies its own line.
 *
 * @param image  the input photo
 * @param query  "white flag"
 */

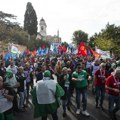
xmin=11 ymin=45 xmax=18 ymax=54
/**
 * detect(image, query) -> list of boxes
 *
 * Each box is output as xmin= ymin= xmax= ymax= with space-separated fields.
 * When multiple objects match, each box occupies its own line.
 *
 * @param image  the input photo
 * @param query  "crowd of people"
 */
xmin=0 ymin=54 xmax=120 ymax=120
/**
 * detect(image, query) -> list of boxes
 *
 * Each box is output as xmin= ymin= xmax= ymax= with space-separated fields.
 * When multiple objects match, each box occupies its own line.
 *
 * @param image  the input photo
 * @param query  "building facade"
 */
xmin=36 ymin=18 xmax=61 ymax=43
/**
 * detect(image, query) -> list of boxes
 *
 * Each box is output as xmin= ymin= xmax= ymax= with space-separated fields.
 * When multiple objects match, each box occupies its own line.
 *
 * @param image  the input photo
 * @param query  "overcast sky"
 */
xmin=0 ymin=0 xmax=120 ymax=43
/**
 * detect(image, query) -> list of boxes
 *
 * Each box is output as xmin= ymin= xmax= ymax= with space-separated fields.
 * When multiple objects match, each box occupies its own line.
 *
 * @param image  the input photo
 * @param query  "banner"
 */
xmin=11 ymin=45 xmax=18 ymax=54
xmin=93 ymin=51 xmax=101 ymax=59
xmin=95 ymin=47 xmax=111 ymax=59
xmin=50 ymin=42 xmax=61 ymax=54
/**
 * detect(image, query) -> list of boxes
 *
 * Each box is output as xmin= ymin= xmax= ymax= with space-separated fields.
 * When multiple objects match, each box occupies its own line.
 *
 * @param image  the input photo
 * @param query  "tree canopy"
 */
xmin=24 ymin=2 xmax=38 ymax=36
xmin=0 ymin=11 xmax=48 ymax=51
xmin=91 ymin=23 xmax=120 ymax=54
xmin=72 ymin=30 xmax=88 ymax=46
xmin=0 ymin=11 xmax=25 ymax=43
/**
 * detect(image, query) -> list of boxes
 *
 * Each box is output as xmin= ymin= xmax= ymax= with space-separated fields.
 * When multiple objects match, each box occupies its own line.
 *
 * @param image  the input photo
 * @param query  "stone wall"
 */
xmin=0 ymin=41 xmax=26 ymax=54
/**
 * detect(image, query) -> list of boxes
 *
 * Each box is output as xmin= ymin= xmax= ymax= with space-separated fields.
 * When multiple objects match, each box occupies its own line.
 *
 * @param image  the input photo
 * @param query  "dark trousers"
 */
xmin=108 ymin=94 xmax=120 ymax=116
xmin=62 ymin=87 xmax=71 ymax=113
xmin=26 ymin=83 xmax=30 ymax=103
xmin=76 ymin=87 xmax=87 ymax=111
xmin=13 ymin=93 xmax=19 ymax=112
xmin=95 ymin=86 xmax=105 ymax=107
xmin=41 ymin=111 xmax=58 ymax=120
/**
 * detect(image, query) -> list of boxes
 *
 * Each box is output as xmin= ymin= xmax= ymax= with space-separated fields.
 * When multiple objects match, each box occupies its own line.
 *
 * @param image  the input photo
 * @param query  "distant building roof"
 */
xmin=40 ymin=18 xmax=45 ymax=22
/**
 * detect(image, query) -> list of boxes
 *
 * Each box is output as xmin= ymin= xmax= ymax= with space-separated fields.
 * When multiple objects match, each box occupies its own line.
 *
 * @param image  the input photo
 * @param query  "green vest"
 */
xmin=72 ymin=70 xmax=88 ymax=89
xmin=31 ymin=83 xmax=64 ymax=118
xmin=0 ymin=113 xmax=14 ymax=120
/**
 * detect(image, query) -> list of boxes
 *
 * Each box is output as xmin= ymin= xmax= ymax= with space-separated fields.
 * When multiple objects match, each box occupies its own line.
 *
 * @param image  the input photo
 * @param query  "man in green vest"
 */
xmin=31 ymin=70 xmax=64 ymax=120
xmin=116 ymin=60 xmax=120 ymax=67
xmin=72 ymin=65 xmax=90 ymax=116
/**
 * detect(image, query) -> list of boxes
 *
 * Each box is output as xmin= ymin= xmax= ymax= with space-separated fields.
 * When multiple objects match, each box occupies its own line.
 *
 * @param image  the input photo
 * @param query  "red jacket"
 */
xmin=95 ymin=69 xmax=108 ymax=86
xmin=106 ymin=75 xmax=120 ymax=96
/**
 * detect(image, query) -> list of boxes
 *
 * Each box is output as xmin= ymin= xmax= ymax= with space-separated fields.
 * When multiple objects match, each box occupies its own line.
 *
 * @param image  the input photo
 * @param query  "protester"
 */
xmin=0 ymin=61 xmax=6 ymax=80
xmin=72 ymin=65 xmax=90 ymax=116
xmin=31 ymin=70 xmax=64 ymax=120
xmin=4 ymin=70 xmax=20 ymax=113
xmin=35 ymin=65 xmax=43 ymax=82
xmin=24 ymin=62 xmax=31 ymax=106
xmin=59 ymin=67 xmax=71 ymax=117
xmin=105 ymin=68 xmax=120 ymax=120
xmin=0 ymin=76 xmax=14 ymax=120
xmin=1 ymin=47 xmax=120 ymax=120
xmin=116 ymin=60 xmax=120 ymax=67
xmin=93 ymin=63 xmax=108 ymax=110
xmin=86 ymin=56 xmax=93 ymax=76
xmin=106 ymin=59 xmax=112 ymax=75
xmin=6 ymin=60 xmax=17 ymax=75
xmin=54 ymin=60 xmax=62 ymax=83
xmin=91 ymin=59 xmax=100 ymax=93
xmin=16 ymin=66 xmax=27 ymax=112
xmin=108 ymin=63 xmax=117 ymax=75
xmin=67 ymin=68 xmax=74 ymax=100
xmin=92 ymin=59 xmax=100 ymax=77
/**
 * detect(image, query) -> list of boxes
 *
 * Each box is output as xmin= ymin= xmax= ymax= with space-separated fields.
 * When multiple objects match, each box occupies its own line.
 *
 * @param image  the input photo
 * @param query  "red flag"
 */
xmin=58 ymin=45 xmax=62 ymax=51
xmin=77 ymin=42 xmax=88 ymax=56
xmin=31 ymin=49 xmax=37 ymax=57
xmin=63 ymin=46 xmax=67 ymax=53
xmin=88 ymin=47 xmax=93 ymax=54
xmin=88 ymin=47 xmax=101 ymax=59
xmin=58 ymin=45 xmax=63 ymax=54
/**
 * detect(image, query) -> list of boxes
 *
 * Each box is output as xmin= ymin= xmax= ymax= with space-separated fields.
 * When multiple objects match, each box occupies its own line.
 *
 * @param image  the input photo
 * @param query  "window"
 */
xmin=41 ymin=26 xmax=44 ymax=30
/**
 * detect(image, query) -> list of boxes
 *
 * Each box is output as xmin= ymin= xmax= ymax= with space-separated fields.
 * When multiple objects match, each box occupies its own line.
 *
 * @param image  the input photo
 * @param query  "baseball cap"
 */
xmin=44 ymin=70 xmax=51 ymax=77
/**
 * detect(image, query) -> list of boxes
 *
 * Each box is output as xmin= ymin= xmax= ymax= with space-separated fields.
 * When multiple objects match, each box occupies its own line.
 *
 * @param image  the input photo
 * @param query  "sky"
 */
xmin=0 ymin=0 xmax=120 ymax=43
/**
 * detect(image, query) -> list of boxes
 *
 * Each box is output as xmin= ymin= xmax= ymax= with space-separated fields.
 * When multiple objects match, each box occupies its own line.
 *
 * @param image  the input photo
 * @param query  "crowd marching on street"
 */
xmin=0 ymin=53 xmax=120 ymax=120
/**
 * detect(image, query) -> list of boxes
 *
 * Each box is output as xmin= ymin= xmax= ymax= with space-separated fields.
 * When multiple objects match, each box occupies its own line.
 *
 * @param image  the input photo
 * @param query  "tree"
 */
xmin=0 ymin=11 xmax=17 ymax=24
xmin=72 ymin=30 xmax=88 ymax=46
xmin=24 ymin=2 xmax=38 ymax=36
xmin=0 ymin=11 xmax=46 ymax=51
xmin=0 ymin=11 xmax=21 ymax=42
xmin=88 ymin=41 xmax=95 ymax=50
xmin=91 ymin=23 xmax=120 ymax=54
xmin=88 ymin=34 xmax=98 ymax=50
xmin=0 ymin=11 xmax=30 ymax=47
xmin=27 ymin=39 xmax=50 ymax=51
xmin=10 ymin=26 xmax=28 ymax=45
xmin=95 ymin=37 xmax=113 ymax=50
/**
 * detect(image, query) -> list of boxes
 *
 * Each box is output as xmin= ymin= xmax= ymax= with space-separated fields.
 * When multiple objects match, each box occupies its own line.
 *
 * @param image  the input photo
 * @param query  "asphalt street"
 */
xmin=14 ymin=76 xmax=120 ymax=120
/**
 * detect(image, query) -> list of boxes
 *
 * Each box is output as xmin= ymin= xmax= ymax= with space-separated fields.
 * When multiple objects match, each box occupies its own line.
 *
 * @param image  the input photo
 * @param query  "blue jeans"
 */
xmin=108 ymin=94 xmax=120 ymax=115
xmin=19 ymin=90 xmax=27 ymax=109
xmin=95 ymin=86 xmax=105 ymax=106
xmin=76 ymin=87 xmax=87 ymax=111
xmin=19 ymin=92 xmax=25 ymax=109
